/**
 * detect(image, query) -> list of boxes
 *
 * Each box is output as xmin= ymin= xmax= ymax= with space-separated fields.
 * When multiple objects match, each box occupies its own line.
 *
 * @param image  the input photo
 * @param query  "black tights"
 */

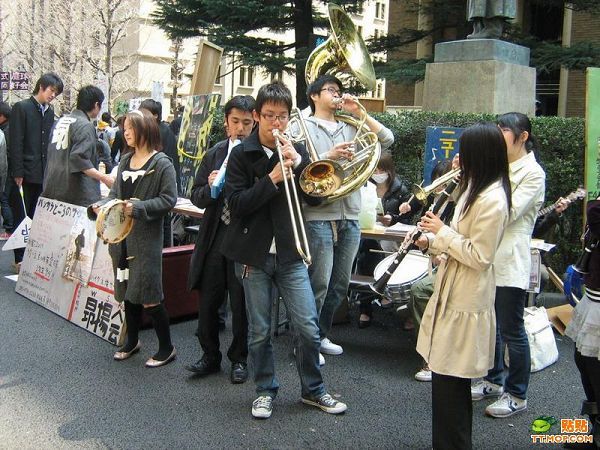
xmin=123 ymin=301 xmax=173 ymax=361
xmin=574 ymin=349 xmax=600 ymax=447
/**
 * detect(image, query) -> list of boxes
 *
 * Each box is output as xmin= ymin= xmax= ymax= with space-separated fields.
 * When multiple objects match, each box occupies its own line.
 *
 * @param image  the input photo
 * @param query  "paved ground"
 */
xmin=0 ymin=249 xmax=587 ymax=449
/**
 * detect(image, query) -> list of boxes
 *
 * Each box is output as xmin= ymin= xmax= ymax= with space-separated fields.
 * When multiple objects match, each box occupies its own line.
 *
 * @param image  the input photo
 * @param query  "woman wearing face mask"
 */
xmin=356 ymin=153 xmax=415 ymax=328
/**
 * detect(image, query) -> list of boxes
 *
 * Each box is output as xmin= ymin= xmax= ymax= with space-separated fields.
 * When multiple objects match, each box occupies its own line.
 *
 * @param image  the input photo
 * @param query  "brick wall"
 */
xmin=566 ymin=11 xmax=600 ymax=117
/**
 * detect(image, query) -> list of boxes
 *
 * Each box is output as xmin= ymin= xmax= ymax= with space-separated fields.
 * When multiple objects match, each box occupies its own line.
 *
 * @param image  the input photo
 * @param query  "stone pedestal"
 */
xmin=422 ymin=40 xmax=536 ymax=116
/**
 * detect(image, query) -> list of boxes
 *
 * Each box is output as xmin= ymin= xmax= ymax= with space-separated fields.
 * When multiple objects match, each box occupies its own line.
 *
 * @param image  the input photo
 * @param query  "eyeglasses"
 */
xmin=260 ymin=112 xmax=290 ymax=122
xmin=321 ymin=87 xmax=342 ymax=96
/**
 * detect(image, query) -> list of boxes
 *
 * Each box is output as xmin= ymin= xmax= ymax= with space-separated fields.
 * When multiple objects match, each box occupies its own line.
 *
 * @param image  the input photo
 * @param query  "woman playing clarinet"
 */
xmin=416 ymin=122 xmax=512 ymax=450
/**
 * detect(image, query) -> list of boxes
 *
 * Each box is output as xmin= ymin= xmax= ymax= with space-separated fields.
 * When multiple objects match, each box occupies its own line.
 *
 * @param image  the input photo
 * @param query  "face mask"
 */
xmin=372 ymin=173 xmax=389 ymax=184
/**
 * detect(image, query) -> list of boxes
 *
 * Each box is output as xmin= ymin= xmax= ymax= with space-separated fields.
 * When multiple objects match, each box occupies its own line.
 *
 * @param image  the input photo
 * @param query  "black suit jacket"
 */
xmin=187 ymin=139 xmax=230 ymax=290
xmin=9 ymin=97 xmax=55 ymax=183
xmin=221 ymin=128 xmax=317 ymax=270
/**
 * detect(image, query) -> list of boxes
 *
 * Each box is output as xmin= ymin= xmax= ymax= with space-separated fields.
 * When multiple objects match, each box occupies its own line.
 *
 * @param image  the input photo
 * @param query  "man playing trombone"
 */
xmin=221 ymin=81 xmax=347 ymax=419
xmin=303 ymin=74 xmax=394 ymax=358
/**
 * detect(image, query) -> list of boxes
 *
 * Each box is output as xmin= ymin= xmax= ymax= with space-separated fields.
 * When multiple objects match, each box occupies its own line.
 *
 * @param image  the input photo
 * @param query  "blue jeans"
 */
xmin=485 ymin=286 xmax=531 ymax=399
xmin=237 ymin=256 xmax=324 ymax=399
xmin=307 ymin=220 xmax=361 ymax=339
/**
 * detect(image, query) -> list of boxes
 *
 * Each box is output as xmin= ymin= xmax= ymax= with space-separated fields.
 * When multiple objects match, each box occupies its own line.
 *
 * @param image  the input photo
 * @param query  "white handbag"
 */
xmin=504 ymin=306 xmax=559 ymax=373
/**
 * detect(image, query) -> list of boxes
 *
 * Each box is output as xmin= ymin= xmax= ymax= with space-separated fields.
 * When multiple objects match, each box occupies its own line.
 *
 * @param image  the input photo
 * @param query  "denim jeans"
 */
xmin=237 ymin=256 xmax=324 ymax=399
xmin=485 ymin=286 xmax=531 ymax=399
xmin=307 ymin=220 xmax=361 ymax=339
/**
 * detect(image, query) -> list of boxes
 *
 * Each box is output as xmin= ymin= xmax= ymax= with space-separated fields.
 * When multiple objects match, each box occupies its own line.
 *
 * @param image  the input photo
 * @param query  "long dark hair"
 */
xmin=458 ymin=122 xmax=512 ymax=215
xmin=497 ymin=112 xmax=538 ymax=153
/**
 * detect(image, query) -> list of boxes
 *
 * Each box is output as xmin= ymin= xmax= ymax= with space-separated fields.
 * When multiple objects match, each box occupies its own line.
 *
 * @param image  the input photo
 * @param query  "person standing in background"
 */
xmin=9 ymin=72 xmax=63 ymax=216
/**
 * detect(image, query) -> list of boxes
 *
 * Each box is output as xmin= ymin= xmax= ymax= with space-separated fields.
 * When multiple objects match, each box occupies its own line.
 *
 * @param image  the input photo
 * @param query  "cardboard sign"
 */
xmin=16 ymin=197 xmax=124 ymax=345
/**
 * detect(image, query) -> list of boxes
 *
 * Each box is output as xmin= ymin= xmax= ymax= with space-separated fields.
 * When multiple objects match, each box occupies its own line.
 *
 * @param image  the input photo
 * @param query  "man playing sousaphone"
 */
xmin=303 ymin=74 xmax=394 ymax=360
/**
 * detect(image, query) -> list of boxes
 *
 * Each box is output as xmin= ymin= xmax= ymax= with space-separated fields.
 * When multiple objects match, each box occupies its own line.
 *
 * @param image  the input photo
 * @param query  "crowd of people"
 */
xmin=1 ymin=71 xmax=599 ymax=450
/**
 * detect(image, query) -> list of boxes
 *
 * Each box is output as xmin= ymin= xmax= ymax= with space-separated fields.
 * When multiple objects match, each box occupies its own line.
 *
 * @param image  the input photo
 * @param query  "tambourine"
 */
xmin=96 ymin=199 xmax=133 ymax=244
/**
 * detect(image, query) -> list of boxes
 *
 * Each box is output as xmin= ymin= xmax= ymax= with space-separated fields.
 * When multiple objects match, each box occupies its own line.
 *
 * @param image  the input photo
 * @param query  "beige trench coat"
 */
xmin=416 ymin=181 xmax=509 ymax=379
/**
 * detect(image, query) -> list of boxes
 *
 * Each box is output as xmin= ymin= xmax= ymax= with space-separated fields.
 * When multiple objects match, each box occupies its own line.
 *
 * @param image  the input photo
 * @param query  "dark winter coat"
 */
xmin=158 ymin=122 xmax=181 ymax=194
xmin=373 ymin=176 xmax=415 ymax=225
xmin=187 ymin=139 xmax=229 ymax=290
xmin=89 ymin=151 xmax=177 ymax=304
xmin=9 ymin=97 xmax=55 ymax=183
xmin=221 ymin=128 xmax=316 ymax=270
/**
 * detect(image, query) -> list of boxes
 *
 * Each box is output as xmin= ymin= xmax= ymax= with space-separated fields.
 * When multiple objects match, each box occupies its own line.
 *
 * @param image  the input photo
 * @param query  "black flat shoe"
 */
xmin=230 ymin=362 xmax=248 ymax=384
xmin=185 ymin=358 xmax=220 ymax=376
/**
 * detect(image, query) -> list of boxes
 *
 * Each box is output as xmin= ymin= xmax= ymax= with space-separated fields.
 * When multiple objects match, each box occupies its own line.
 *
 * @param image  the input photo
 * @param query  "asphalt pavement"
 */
xmin=0 ymin=249 xmax=587 ymax=449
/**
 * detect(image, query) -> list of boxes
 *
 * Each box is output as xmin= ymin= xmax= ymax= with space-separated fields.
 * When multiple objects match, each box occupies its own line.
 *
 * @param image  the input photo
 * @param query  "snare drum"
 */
xmin=96 ymin=199 xmax=134 ymax=244
xmin=373 ymin=251 xmax=429 ymax=304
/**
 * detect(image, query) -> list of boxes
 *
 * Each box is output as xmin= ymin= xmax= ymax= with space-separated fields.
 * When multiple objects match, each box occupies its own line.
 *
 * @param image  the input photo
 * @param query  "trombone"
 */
xmin=273 ymin=129 xmax=312 ymax=266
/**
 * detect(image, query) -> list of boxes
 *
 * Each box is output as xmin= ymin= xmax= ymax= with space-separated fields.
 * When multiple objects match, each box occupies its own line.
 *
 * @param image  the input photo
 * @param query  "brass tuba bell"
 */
xmin=295 ymin=3 xmax=381 ymax=203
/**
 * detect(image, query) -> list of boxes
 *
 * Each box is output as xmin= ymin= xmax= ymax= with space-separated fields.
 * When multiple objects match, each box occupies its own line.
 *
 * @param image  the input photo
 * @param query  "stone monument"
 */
xmin=422 ymin=0 xmax=535 ymax=116
xmin=422 ymin=39 xmax=536 ymax=116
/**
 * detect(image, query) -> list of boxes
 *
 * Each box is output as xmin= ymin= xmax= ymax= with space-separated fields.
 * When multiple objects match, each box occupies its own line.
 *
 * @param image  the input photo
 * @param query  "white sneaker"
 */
xmin=252 ymin=395 xmax=273 ymax=419
xmin=471 ymin=380 xmax=504 ymax=401
xmin=414 ymin=364 xmax=432 ymax=382
xmin=320 ymin=338 xmax=343 ymax=355
xmin=485 ymin=392 xmax=527 ymax=418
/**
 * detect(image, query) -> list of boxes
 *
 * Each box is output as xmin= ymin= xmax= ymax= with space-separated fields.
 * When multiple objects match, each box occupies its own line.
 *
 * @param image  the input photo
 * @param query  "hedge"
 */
xmin=208 ymin=109 xmax=586 ymax=274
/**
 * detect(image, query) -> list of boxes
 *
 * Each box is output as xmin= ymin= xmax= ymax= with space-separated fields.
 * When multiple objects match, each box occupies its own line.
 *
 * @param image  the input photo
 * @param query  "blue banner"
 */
xmin=423 ymin=126 xmax=463 ymax=185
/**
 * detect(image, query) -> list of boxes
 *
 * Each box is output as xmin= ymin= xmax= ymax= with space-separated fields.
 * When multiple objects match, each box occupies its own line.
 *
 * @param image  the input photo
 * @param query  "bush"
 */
xmin=208 ymin=109 xmax=585 ymax=274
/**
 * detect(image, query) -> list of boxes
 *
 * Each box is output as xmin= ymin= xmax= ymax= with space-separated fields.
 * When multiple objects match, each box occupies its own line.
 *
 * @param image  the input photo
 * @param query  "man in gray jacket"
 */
xmin=42 ymin=85 xmax=113 ymax=207
xmin=303 ymin=74 xmax=394 ymax=358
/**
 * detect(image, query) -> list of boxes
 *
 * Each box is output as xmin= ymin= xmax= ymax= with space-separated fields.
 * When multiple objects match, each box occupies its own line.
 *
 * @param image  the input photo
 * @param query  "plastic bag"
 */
xmin=359 ymin=183 xmax=378 ymax=230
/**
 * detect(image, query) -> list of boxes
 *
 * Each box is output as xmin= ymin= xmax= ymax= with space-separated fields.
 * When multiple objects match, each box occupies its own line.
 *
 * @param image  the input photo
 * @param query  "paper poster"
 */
xmin=177 ymin=93 xmax=222 ymax=197
xmin=62 ymin=215 xmax=98 ymax=285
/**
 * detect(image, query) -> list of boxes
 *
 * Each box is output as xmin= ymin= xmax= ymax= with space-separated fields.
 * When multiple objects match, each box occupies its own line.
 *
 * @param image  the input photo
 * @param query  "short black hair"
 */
xmin=224 ymin=95 xmax=255 ymax=118
xmin=139 ymin=99 xmax=162 ymax=123
xmin=33 ymin=72 xmax=64 ymax=95
xmin=0 ymin=101 xmax=10 ymax=120
xmin=76 ymin=85 xmax=104 ymax=112
xmin=101 ymin=112 xmax=112 ymax=123
xmin=255 ymin=81 xmax=293 ymax=114
xmin=306 ymin=74 xmax=343 ymax=113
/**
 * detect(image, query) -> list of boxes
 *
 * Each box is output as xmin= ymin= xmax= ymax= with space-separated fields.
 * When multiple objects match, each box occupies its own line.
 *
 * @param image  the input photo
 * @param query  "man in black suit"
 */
xmin=221 ymin=81 xmax=347 ymax=419
xmin=8 ymin=72 xmax=63 ymax=269
xmin=10 ymin=73 xmax=63 ymax=214
xmin=186 ymin=95 xmax=255 ymax=383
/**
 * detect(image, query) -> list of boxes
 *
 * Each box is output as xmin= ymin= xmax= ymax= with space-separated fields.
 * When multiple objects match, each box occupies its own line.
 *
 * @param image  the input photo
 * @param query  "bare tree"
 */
xmin=4 ymin=0 xmax=136 ymax=112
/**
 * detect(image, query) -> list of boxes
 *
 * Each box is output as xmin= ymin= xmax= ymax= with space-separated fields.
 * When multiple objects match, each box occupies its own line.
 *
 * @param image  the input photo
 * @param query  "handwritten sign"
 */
xmin=16 ymin=197 xmax=124 ymax=345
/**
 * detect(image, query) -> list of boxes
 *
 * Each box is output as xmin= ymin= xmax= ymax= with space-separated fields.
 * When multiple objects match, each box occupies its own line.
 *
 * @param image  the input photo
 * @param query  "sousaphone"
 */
xmin=287 ymin=3 xmax=381 ymax=202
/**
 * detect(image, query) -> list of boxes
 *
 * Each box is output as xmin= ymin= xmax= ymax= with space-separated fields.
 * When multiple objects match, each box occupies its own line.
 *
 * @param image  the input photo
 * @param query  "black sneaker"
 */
xmin=301 ymin=393 xmax=347 ymax=414
xmin=252 ymin=396 xmax=273 ymax=419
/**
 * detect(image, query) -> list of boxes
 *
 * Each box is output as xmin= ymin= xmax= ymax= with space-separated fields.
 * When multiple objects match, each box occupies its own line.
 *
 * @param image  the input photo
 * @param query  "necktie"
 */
xmin=220 ymin=198 xmax=231 ymax=225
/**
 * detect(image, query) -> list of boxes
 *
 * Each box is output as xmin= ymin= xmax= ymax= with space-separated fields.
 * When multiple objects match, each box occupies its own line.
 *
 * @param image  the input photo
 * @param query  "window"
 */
xmin=215 ymin=64 xmax=222 ymax=85
xmin=239 ymin=66 xmax=254 ymax=87
xmin=270 ymin=70 xmax=283 ymax=82
xmin=375 ymin=2 xmax=385 ymax=20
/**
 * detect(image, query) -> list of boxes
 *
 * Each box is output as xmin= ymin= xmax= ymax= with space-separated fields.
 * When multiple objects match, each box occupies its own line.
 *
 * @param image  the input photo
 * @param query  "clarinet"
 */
xmin=369 ymin=177 xmax=460 ymax=296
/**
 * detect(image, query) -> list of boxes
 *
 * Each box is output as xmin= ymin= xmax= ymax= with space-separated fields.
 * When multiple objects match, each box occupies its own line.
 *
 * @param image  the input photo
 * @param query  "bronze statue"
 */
xmin=467 ymin=0 xmax=516 ymax=39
